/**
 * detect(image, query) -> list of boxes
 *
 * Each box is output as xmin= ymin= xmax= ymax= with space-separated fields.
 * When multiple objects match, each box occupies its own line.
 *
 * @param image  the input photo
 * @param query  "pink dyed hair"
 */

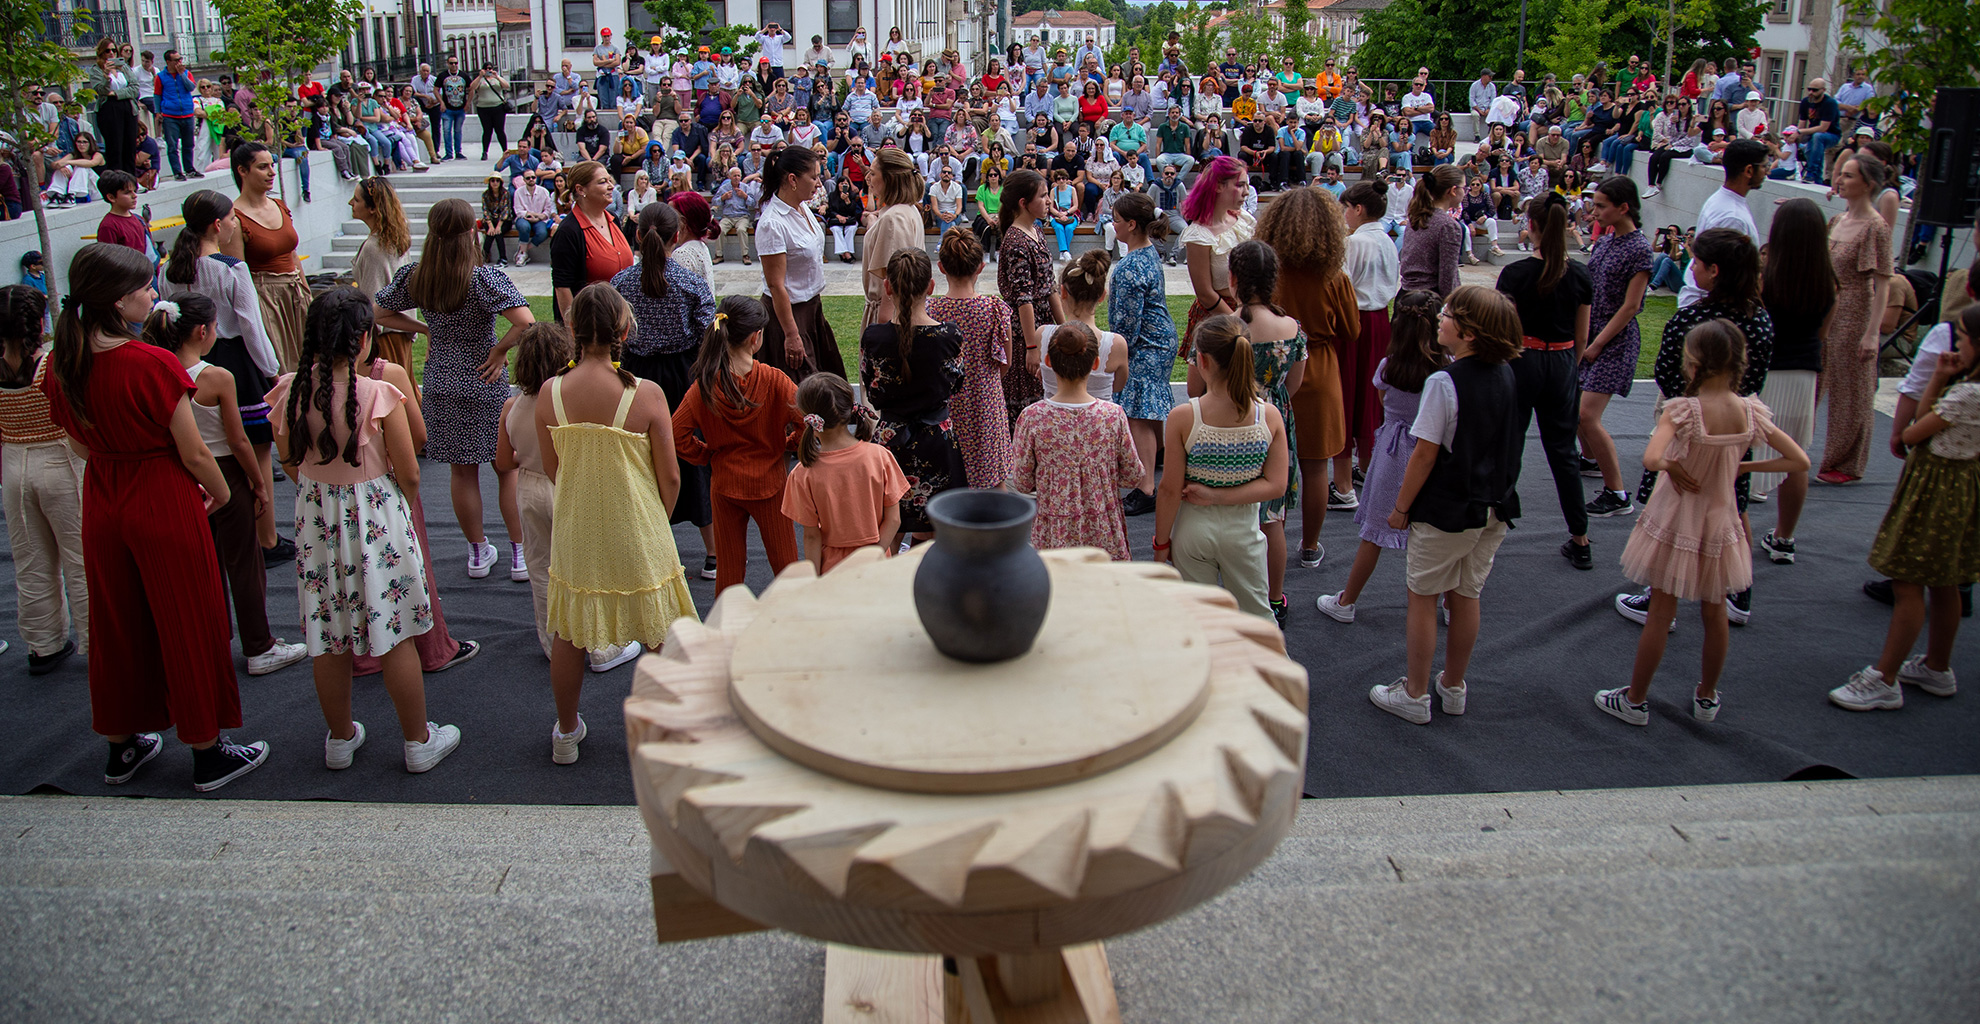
xmin=1181 ymin=155 xmax=1244 ymax=225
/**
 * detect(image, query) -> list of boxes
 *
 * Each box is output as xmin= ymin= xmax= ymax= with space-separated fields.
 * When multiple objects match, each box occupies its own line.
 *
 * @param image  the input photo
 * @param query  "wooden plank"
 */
xmin=1060 ymin=944 xmax=1121 ymax=1024
xmin=648 ymin=872 xmax=768 ymax=944
xmin=823 ymin=945 xmax=944 ymax=1024
xmin=994 ymin=952 xmax=1064 ymax=1007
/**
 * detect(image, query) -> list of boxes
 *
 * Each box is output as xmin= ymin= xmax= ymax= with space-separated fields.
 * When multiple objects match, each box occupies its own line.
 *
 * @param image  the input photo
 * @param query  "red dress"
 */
xmin=43 ymin=341 xmax=241 ymax=744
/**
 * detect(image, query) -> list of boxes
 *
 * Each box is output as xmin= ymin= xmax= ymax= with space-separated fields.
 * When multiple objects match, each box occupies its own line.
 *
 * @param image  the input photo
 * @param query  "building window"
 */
xmin=827 ymin=0 xmax=857 ymax=45
xmin=1767 ymin=0 xmax=1788 ymax=22
xmin=761 ymin=1 xmax=794 ymax=31
xmin=139 ymin=0 xmax=163 ymax=36
xmin=629 ymin=3 xmax=662 ymax=43
xmin=174 ymin=0 xmax=194 ymax=35
xmin=564 ymin=0 xmax=595 ymax=49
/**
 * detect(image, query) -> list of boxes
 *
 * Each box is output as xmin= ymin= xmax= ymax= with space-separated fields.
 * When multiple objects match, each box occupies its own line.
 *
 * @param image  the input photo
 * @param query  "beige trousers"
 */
xmin=3 ymin=441 xmax=88 ymax=656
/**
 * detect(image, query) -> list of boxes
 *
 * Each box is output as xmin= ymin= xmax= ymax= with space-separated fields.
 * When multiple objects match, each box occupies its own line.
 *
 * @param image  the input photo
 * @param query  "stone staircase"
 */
xmin=319 ymin=164 xmax=499 ymax=274
xmin=3 ymin=776 xmax=1975 ymax=1022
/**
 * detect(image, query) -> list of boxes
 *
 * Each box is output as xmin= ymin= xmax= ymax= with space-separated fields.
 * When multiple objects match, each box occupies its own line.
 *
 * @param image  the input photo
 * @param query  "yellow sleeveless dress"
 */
xmin=544 ymin=377 xmax=700 ymax=650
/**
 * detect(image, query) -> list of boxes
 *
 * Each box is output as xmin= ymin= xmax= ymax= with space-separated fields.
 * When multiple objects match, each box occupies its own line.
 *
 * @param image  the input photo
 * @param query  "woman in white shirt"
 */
xmin=754 ymin=147 xmax=839 ymax=381
xmin=625 ymin=171 xmax=659 ymax=220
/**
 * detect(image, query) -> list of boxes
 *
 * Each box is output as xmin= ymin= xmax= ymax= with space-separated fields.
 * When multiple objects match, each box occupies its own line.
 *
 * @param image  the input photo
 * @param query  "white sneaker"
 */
xmin=1369 ymin=678 xmax=1431 ymax=724
xmin=466 ymin=540 xmax=498 ymax=578
xmin=1316 ymin=592 xmax=1356 ymax=623
xmin=1435 ymin=671 xmax=1466 ymax=715
xmin=1595 ymin=687 xmax=1649 ymax=726
xmin=509 ymin=543 xmax=529 ymax=582
xmin=1642 ymin=186 xmax=1661 ymax=198
xmin=1692 ymin=687 xmax=1721 ymax=723
xmin=1829 ymin=667 xmax=1903 ymax=711
xmin=552 ymin=714 xmax=588 ymax=764
xmin=588 ymin=641 xmax=643 ymax=673
xmin=1440 ymin=597 xmax=1450 ymax=626
xmin=1589 ymin=161 xmax=1610 ymax=173
xmin=325 ymin=721 xmax=366 ymax=770
xmin=246 ymin=639 xmax=309 ymax=676
xmin=404 ymin=721 xmax=461 ymax=773
xmin=512 ymin=252 xmax=527 ymax=267
xmin=1897 ymin=656 xmax=1957 ymax=697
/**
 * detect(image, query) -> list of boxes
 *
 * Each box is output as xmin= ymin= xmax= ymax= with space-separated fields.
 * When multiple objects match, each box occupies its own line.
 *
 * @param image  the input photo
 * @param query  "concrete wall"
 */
xmin=5 ymin=151 xmax=355 ymax=299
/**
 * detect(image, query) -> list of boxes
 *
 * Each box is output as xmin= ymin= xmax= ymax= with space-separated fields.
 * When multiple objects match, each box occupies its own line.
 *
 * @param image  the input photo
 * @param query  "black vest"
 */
xmin=1413 ymin=355 xmax=1523 ymax=534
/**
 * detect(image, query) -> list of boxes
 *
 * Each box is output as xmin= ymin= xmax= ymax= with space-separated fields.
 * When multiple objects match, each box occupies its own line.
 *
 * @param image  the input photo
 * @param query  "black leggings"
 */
xmin=1511 ymin=347 xmax=1589 ymax=538
xmin=476 ymin=107 xmax=508 ymax=157
xmin=98 ymin=100 xmax=138 ymax=176
xmin=1647 ymin=147 xmax=1685 ymax=187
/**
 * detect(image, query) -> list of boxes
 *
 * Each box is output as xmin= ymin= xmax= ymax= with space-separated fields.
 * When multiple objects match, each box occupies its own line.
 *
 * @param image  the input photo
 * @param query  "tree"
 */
xmin=1532 ymin=0 xmax=1624 ymax=81
xmin=1840 ymin=0 xmax=1980 ymax=160
xmin=0 ymin=0 xmax=97 ymax=310
xmin=210 ymin=0 xmax=364 ymax=200
xmin=1615 ymin=0 xmax=1765 ymax=83
xmin=1178 ymin=2 xmax=1220 ymax=72
xmin=1353 ymin=0 xmax=1547 ymax=83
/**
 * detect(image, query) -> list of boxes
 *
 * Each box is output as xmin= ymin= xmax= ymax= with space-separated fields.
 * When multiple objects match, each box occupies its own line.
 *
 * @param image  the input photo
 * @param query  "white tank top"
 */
xmin=1036 ymin=325 xmax=1121 ymax=403
xmin=187 ymin=360 xmax=231 ymax=457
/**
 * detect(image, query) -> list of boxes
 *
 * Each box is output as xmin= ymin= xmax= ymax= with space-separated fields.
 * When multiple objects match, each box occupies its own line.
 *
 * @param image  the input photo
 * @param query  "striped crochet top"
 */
xmin=1181 ymin=397 xmax=1270 ymax=489
xmin=0 ymin=357 xmax=66 ymax=445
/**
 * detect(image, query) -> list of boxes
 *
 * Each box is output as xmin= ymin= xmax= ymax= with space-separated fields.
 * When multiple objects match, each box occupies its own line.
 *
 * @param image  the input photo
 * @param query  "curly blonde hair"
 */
xmin=1254 ymin=186 xmax=1346 ymax=278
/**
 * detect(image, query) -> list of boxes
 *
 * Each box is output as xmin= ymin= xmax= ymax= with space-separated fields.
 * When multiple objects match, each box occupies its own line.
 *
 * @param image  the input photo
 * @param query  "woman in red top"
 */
xmin=980 ymin=59 xmax=1008 ymax=98
xmin=671 ymin=295 xmax=805 ymax=595
xmin=549 ymin=161 xmax=635 ymax=324
xmin=1079 ymin=80 xmax=1109 ymax=128
xmin=42 ymin=243 xmax=270 ymax=792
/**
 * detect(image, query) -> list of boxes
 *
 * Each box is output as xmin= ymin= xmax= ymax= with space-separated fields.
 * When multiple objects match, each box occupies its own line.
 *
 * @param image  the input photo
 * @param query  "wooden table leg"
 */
xmin=953 ymin=944 xmax=1120 ymax=1024
xmin=823 ymin=945 xmax=944 ymax=1023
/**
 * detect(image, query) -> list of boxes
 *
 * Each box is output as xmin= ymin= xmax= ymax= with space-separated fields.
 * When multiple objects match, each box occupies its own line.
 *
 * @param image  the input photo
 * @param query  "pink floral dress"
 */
xmin=1009 ymin=398 xmax=1145 ymax=560
xmin=928 ymin=293 xmax=1013 ymax=489
xmin=1619 ymin=396 xmax=1775 ymax=601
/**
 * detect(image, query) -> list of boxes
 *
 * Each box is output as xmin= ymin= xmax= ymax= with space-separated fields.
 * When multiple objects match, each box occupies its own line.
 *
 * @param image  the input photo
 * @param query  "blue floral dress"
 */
xmin=1109 ymin=243 xmax=1179 ymax=421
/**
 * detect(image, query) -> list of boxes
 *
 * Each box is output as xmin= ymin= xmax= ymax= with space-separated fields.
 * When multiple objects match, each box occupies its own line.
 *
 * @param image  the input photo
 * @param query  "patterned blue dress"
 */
xmin=1109 ymin=244 xmax=1179 ymax=421
xmin=1578 ymin=229 xmax=1654 ymax=398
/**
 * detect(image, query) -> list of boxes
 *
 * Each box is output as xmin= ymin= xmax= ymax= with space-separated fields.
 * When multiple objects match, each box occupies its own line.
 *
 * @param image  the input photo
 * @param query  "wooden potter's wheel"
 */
xmin=626 ymin=547 xmax=1309 ymax=1022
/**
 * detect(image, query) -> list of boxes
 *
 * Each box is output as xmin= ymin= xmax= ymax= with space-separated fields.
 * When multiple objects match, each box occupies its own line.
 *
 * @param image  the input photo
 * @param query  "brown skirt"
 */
xmin=757 ymin=293 xmax=845 ymax=384
xmin=251 ymin=269 xmax=311 ymax=372
xmin=1291 ymin=338 xmax=1347 ymax=461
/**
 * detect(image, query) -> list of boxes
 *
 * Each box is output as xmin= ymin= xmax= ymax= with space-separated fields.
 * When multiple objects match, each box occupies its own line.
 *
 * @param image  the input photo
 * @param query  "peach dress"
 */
xmin=1619 ymin=396 xmax=1775 ymax=602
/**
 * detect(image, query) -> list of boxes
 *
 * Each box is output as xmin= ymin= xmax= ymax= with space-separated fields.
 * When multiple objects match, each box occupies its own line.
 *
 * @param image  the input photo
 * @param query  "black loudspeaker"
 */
xmin=1917 ymin=87 xmax=1980 ymax=228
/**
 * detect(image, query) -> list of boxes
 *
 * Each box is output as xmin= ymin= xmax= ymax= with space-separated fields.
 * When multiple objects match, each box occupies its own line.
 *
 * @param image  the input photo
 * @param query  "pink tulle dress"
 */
xmin=1619 ymin=396 xmax=1774 ymax=601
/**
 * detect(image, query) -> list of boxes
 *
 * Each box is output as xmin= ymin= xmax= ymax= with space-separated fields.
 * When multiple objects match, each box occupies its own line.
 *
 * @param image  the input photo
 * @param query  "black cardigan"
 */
xmin=548 ymin=210 xmax=628 ymax=323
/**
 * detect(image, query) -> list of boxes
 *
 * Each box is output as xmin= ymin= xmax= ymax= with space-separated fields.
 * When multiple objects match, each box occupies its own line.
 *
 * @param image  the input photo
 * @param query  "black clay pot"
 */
xmin=913 ymin=490 xmax=1051 ymax=663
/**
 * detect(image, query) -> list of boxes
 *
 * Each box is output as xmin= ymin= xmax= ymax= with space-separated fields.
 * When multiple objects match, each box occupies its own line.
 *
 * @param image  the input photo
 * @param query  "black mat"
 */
xmin=2 ymin=390 xmax=1973 ymax=803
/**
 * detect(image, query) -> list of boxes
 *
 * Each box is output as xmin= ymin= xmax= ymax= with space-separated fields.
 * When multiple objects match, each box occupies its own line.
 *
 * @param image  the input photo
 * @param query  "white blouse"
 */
xmin=754 ymin=194 xmax=826 ymax=304
xmin=1178 ymin=209 xmax=1256 ymax=293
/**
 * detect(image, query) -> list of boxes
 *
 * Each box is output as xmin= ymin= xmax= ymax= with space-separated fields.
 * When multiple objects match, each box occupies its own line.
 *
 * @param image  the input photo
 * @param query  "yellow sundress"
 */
xmin=544 ymin=377 xmax=700 ymax=650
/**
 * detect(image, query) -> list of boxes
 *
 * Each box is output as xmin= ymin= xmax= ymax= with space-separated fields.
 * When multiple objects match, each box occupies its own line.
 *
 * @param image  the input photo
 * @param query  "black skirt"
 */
xmin=621 ymin=347 xmax=713 ymax=528
xmin=755 ymin=293 xmax=844 ymax=384
xmin=206 ymin=335 xmax=275 ymax=446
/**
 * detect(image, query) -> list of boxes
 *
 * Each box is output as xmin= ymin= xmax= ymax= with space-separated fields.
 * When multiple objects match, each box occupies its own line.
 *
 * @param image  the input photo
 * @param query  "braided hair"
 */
xmin=886 ymin=247 xmax=933 ymax=387
xmin=286 ymin=286 xmax=373 ymax=469
xmin=563 ymin=282 xmax=637 ymax=388
xmin=0 ymin=285 xmax=49 ymax=389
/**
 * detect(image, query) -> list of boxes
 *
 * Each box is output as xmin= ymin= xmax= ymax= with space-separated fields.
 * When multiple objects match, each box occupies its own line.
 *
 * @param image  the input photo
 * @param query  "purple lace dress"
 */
xmin=1352 ymin=358 xmax=1422 ymax=549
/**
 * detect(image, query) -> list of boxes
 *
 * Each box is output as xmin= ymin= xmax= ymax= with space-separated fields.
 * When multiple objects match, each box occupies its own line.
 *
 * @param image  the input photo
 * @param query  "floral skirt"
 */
xmin=294 ymin=475 xmax=434 ymax=657
xmin=874 ymin=408 xmax=968 ymax=534
xmin=1869 ymin=447 xmax=1980 ymax=587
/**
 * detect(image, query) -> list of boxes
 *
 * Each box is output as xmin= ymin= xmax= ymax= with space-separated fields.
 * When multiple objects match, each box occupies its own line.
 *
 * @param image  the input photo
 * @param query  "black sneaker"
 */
xmin=699 ymin=556 xmax=718 ymax=580
xmin=1863 ymin=578 xmax=1894 ymax=606
xmin=1585 ymin=490 xmax=1634 ymax=518
xmin=262 ymin=536 xmax=296 ymax=566
xmin=1759 ymin=531 xmax=1795 ymax=564
xmin=1298 ymin=545 xmax=1324 ymax=568
xmin=271 ymin=464 xmax=286 ymax=482
xmin=1326 ymin=487 xmax=1359 ymax=511
xmin=1614 ymin=589 xmax=1674 ymax=632
xmin=192 ymin=738 xmax=269 ymax=792
xmin=1270 ymin=596 xmax=1288 ymax=629
xmin=27 ymin=639 xmax=76 ymax=676
xmin=1351 ymin=465 xmax=1365 ymax=488
xmin=105 ymin=733 xmax=163 ymax=784
xmin=1966 ymin=583 xmax=1975 ymax=619
xmin=1121 ymin=489 xmax=1157 ymax=516
xmin=1578 ymin=456 xmax=1603 ymax=478
xmin=1727 ymin=588 xmax=1751 ymax=626
xmin=1561 ymin=539 xmax=1593 ymax=571
xmin=431 ymin=638 xmax=480 ymax=672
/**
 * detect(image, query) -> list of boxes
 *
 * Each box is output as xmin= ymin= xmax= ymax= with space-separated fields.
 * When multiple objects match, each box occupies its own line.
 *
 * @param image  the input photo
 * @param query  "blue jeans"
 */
xmin=441 ymin=109 xmax=466 ymax=156
xmin=1050 ymin=217 xmax=1076 ymax=253
xmin=282 ymin=145 xmax=310 ymax=192
xmin=1153 ymin=152 xmax=1195 ymax=176
xmin=516 ymin=218 xmax=552 ymax=245
xmin=1801 ymin=131 xmax=1839 ymax=183
xmin=364 ymin=126 xmax=394 ymax=167
xmin=597 ymin=73 xmax=619 ymax=102
xmin=161 ymin=116 xmax=195 ymax=176
xmin=937 ymin=214 xmax=961 ymax=237
xmin=1649 ymin=253 xmax=1684 ymax=292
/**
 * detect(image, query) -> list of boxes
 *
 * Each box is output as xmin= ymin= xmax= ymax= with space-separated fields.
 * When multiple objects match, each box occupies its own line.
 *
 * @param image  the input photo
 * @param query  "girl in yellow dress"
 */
xmin=535 ymin=282 xmax=699 ymax=765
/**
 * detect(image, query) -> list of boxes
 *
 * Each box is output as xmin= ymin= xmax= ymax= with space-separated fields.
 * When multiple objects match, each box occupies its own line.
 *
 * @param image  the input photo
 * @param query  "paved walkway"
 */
xmin=4 ymin=776 xmax=1974 ymax=1022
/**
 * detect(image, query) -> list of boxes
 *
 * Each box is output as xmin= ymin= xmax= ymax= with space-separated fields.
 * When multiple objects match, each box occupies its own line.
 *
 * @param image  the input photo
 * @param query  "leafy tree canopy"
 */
xmin=1842 ymin=0 xmax=1980 ymax=158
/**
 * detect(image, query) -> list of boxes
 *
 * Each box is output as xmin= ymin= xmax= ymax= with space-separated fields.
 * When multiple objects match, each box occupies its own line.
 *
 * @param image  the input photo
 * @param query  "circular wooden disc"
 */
xmin=728 ymin=552 xmax=1211 ymax=794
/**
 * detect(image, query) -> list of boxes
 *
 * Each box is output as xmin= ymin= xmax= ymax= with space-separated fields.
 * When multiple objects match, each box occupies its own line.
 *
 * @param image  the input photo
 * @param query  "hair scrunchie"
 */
xmin=802 ymin=413 xmax=826 ymax=431
xmin=60 ymin=294 xmax=80 ymax=313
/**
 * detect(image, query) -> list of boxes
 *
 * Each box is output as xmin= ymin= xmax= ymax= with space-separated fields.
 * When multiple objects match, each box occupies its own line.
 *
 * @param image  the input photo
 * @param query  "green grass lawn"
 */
xmin=410 ymin=294 xmax=1674 ymax=385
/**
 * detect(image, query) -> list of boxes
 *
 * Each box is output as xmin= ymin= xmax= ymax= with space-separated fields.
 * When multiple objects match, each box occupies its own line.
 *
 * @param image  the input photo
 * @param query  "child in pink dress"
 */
xmin=1599 ymin=320 xmax=1809 ymax=727
xmin=782 ymin=373 xmax=909 ymax=573
xmin=1009 ymin=321 xmax=1145 ymax=560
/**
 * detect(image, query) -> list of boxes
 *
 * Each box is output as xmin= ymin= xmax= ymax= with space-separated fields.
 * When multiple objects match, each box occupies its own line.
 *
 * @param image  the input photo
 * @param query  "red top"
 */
xmin=672 ymin=361 xmax=803 ymax=501
xmin=1079 ymin=95 xmax=1108 ymax=123
xmin=981 ymin=73 xmax=1006 ymax=95
xmin=97 ymin=210 xmax=150 ymax=254
xmin=583 ymin=213 xmax=634 ymax=287
xmin=236 ymin=200 xmax=299 ymax=275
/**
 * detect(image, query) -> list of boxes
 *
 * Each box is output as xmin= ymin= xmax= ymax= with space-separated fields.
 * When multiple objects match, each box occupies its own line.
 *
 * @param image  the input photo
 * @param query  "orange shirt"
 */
xmin=781 ymin=441 xmax=909 ymax=568
xmin=672 ymin=361 xmax=803 ymax=501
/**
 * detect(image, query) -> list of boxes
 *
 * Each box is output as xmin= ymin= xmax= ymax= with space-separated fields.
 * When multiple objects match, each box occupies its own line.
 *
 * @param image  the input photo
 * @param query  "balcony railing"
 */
xmin=39 ymin=9 xmax=129 ymax=51
xmin=182 ymin=30 xmax=230 ymax=66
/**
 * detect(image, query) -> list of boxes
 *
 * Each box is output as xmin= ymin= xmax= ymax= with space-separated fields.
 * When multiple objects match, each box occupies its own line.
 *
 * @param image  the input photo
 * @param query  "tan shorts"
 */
xmin=1405 ymin=516 xmax=1510 ymax=599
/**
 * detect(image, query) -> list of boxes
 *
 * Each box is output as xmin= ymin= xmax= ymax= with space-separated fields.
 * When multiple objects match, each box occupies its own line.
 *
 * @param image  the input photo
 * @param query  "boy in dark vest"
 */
xmin=1373 ymin=285 xmax=1525 ymax=724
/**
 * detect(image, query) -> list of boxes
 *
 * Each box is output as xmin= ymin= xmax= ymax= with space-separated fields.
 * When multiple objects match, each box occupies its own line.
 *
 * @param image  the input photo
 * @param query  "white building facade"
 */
xmin=526 ymin=0 xmax=983 ymax=76
xmin=1008 ymin=11 xmax=1115 ymax=52
xmin=441 ymin=0 xmax=503 ymax=73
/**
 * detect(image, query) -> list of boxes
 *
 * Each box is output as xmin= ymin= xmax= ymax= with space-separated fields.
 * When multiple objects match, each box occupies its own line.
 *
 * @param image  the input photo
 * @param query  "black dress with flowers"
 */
xmin=860 ymin=321 xmax=968 ymax=533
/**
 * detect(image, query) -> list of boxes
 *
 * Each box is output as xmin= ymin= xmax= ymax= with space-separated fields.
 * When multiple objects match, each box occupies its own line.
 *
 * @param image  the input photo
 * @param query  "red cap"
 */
xmin=601 ymin=27 xmax=612 ymax=37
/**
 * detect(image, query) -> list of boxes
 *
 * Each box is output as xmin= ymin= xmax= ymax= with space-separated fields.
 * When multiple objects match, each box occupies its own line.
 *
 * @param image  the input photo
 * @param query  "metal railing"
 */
xmin=39 ymin=9 xmax=129 ymax=51
xmin=180 ymin=30 xmax=230 ymax=66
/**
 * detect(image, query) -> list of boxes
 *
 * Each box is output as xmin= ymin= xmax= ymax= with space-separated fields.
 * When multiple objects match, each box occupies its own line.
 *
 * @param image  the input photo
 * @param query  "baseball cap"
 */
xmin=698 ymin=45 xmax=710 ymax=53
xmin=1782 ymin=125 xmax=1799 ymax=136
xmin=601 ymin=27 xmax=611 ymax=37
xmin=1855 ymin=125 xmax=1875 ymax=136
xmin=1711 ymin=127 xmax=1726 ymax=136
xmin=720 ymin=46 xmax=733 ymax=55
xmin=650 ymin=36 xmax=663 ymax=46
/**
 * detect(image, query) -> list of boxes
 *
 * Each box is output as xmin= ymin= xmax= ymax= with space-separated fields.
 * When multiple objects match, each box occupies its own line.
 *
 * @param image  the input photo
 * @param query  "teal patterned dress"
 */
xmin=1251 ymin=329 xmax=1307 ymax=524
